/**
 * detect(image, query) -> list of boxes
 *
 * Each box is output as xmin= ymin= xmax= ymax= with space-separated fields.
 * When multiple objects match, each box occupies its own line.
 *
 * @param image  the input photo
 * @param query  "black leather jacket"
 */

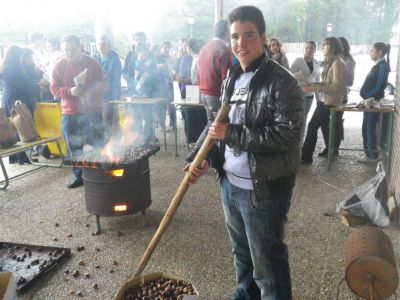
xmin=187 ymin=55 xmax=305 ymax=200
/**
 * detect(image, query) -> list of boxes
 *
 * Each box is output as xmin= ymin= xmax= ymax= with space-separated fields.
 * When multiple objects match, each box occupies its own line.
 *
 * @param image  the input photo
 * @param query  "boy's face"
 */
xmin=230 ymin=21 xmax=265 ymax=70
xmin=62 ymin=41 xmax=82 ymax=62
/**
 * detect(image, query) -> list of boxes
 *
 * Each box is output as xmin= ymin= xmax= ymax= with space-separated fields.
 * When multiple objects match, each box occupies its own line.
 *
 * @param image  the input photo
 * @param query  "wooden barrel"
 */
xmin=345 ymin=226 xmax=398 ymax=299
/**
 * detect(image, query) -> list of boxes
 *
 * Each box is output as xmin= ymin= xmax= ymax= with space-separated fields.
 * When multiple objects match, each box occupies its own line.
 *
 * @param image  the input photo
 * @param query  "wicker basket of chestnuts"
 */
xmin=115 ymin=272 xmax=198 ymax=300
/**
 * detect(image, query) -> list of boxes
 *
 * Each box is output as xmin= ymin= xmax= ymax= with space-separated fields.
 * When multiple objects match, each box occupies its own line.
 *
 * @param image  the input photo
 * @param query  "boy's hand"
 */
xmin=183 ymin=160 xmax=209 ymax=185
xmin=209 ymin=122 xmax=228 ymax=140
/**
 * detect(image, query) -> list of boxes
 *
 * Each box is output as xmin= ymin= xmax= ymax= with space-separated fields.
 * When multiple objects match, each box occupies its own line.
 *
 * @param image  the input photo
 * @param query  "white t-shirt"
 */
xmin=223 ymin=71 xmax=254 ymax=190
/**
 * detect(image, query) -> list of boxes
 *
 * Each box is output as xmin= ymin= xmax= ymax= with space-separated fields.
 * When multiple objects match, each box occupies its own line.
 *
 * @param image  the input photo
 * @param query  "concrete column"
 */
xmin=215 ymin=0 xmax=223 ymax=23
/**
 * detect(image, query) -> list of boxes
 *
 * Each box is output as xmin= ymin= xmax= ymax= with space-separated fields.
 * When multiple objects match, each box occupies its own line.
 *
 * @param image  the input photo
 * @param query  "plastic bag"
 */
xmin=336 ymin=162 xmax=389 ymax=227
xmin=11 ymin=100 xmax=38 ymax=142
xmin=0 ymin=108 xmax=18 ymax=148
xmin=356 ymin=97 xmax=381 ymax=109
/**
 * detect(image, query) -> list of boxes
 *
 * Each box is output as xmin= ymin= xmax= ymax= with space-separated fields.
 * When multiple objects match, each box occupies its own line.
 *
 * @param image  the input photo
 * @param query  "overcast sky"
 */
xmin=0 ymin=0 xmax=173 ymax=34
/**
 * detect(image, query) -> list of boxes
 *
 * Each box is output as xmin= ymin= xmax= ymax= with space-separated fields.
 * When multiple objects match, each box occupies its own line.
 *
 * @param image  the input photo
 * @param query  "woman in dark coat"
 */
xmin=0 ymin=46 xmax=42 ymax=164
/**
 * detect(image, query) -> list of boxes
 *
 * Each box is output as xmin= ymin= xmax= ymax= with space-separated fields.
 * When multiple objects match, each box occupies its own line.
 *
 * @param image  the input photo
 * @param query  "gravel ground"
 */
xmin=1 ymin=115 xmax=399 ymax=300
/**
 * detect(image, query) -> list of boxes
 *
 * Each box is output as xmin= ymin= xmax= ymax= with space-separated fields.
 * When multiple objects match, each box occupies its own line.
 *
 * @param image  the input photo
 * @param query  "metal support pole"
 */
xmin=328 ymin=109 xmax=337 ymax=171
xmin=385 ymin=111 xmax=394 ymax=177
xmin=95 ymin=215 xmax=101 ymax=234
xmin=174 ymin=105 xmax=179 ymax=157
xmin=215 ymin=0 xmax=223 ymax=23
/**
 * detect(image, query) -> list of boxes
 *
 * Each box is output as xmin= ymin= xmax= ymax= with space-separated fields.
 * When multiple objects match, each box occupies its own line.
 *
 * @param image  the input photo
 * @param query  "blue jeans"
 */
xmin=362 ymin=112 xmax=379 ymax=159
xmin=61 ymin=113 xmax=104 ymax=181
xmin=220 ymin=176 xmax=293 ymax=300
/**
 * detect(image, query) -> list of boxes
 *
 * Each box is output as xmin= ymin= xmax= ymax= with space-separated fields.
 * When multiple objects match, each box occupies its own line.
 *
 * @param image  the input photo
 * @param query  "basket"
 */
xmin=114 ymin=272 xmax=198 ymax=300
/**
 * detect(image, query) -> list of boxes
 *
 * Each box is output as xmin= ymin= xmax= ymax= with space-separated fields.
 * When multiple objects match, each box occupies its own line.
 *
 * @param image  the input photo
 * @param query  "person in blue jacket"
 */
xmin=122 ymin=31 xmax=146 ymax=97
xmin=92 ymin=34 xmax=121 ymax=138
xmin=132 ymin=43 xmax=159 ymax=144
xmin=359 ymin=42 xmax=390 ymax=163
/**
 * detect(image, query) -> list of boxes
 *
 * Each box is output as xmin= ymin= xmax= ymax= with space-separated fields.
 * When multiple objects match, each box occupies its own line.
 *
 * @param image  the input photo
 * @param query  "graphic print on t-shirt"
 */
xmin=223 ymin=71 xmax=254 ymax=190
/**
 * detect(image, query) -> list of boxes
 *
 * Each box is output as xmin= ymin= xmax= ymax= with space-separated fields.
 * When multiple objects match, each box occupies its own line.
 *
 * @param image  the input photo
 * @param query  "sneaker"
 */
xmin=357 ymin=157 xmax=379 ymax=164
xmin=67 ymin=180 xmax=84 ymax=188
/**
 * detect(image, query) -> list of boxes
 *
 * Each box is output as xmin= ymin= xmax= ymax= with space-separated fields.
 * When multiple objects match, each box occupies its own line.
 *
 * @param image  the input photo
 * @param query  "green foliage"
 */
xmin=147 ymin=0 xmax=399 ymax=45
xmin=0 ymin=0 xmax=397 ymax=51
xmin=149 ymin=0 xmax=215 ymax=44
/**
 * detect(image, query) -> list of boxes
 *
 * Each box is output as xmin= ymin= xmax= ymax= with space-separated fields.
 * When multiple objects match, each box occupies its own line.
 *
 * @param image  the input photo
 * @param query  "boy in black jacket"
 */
xmin=185 ymin=6 xmax=304 ymax=300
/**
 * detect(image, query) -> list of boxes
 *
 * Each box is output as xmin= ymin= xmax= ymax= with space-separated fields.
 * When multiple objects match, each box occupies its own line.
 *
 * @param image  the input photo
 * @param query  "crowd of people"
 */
xmin=0 ymin=24 xmax=390 ymax=168
xmin=0 ymin=5 xmax=392 ymax=299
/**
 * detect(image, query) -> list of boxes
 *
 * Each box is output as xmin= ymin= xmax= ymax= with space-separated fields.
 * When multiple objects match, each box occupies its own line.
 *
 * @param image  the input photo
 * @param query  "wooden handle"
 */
xmin=132 ymin=103 xmax=230 ymax=279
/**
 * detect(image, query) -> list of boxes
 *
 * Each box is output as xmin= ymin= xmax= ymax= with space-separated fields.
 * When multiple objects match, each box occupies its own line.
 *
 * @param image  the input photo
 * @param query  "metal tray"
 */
xmin=0 ymin=242 xmax=70 ymax=294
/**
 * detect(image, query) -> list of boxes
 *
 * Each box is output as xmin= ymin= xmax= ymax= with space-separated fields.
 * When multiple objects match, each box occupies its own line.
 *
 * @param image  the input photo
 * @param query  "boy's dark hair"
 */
xmin=214 ymin=20 xmax=229 ymax=39
xmin=162 ymin=41 xmax=171 ymax=48
xmin=228 ymin=6 xmax=266 ymax=35
xmin=62 ymin=35 xmax=80 ymax=46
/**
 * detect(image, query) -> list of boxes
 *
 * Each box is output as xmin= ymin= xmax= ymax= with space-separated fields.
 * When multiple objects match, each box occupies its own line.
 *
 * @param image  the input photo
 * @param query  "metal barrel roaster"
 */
xmin=82 ymin=158 xmax=152 ymax=217
xmin=345 ymin=226 xmax=398 ymax=299
xmin=65 ymin=146 xmax=160 ymax=232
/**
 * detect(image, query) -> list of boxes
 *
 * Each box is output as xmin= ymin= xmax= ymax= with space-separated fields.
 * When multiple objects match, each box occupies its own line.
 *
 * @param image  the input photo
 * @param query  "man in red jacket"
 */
xmin=198 ymin=20 xmax=232 ymax=123
xmin=50 ymin=35 xmax=106 ymax=188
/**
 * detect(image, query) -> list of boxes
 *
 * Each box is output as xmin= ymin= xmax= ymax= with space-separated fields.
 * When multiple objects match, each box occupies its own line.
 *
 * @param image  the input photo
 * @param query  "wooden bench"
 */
xmin=0 ymin=137 xmax=64 ymax=190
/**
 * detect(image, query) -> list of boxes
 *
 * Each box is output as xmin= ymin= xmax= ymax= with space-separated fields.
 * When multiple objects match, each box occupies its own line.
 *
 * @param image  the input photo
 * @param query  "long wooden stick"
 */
xmin=132 ymin=103 xmax=230 ymax=279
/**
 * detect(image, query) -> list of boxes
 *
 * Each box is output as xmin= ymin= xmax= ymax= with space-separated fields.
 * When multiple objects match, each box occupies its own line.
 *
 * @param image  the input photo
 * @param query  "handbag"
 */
xmin=0 ymin=108 xmax=18 ymax=148
xmin=11 ymin=100 xmax=38 ymax=142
